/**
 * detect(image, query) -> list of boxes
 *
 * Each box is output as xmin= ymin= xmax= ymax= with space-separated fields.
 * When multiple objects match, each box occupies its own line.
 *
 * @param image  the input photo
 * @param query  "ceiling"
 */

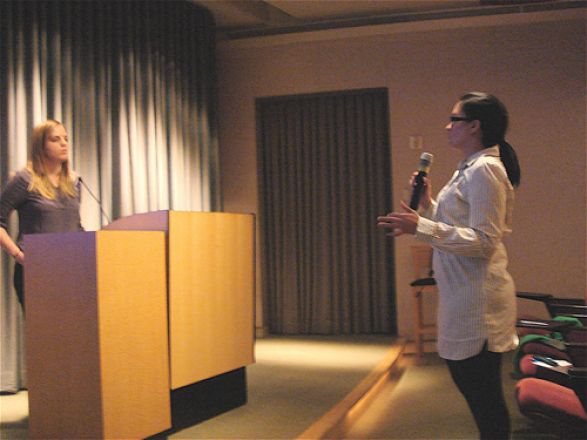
xmin=192 ymin=0 xmax=584 ymax=39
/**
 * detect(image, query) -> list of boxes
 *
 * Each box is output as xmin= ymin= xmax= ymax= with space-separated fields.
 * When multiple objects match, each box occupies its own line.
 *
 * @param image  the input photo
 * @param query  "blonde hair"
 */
xmin=27 ymin=119 xmax=77 ymax=200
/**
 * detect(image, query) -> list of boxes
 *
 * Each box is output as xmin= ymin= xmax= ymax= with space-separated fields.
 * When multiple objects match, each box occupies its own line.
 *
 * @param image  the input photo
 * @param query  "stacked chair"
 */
xmin=513 ymin=292 xmax=587 ymax=438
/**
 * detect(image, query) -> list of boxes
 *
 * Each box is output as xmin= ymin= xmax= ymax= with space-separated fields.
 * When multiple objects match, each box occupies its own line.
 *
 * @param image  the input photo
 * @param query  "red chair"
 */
xmin=514 ymin=318 xmax=586 ymax=379
xmin=516 ymin=292 xmax=585 ymax=311
xmin=516 ymin=372 xmax=587 ymax=437
xmin=517 ymin=292 xmax=586 ymax=323
xmin=515 ymin=293 xmax=587 ymax=437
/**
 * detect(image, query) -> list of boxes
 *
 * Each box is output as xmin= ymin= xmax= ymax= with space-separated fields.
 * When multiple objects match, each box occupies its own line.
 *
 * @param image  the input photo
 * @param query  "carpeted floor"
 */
xmin=0 ymin=337 xmax=570 ymax=440
xmin=345 ymin=351 xmax=561 ymax=440
xmin=0 ymin=335 xmax=397 ymax=440
xmin=170 ymin=335 xmax=398 ymax=439
xmin=0 ymin=391 xmax=27 ymax=440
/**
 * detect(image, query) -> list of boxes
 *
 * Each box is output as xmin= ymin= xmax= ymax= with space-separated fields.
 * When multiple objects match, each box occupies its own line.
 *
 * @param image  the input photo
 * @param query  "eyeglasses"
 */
xmin=449 ymin=116 xmax=472 ymax=123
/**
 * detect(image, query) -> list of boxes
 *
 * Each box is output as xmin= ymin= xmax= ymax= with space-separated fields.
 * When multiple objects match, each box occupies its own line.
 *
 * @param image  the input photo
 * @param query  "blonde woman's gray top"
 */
xmin=0 ymin=169 xmax=83 ymax=248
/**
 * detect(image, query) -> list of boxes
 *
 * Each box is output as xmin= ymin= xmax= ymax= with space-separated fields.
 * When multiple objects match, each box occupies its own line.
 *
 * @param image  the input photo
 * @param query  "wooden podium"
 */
xmin=24 ymin=211 xmax=255 ymax=438
xmin=103 ymin=211 xmax=256 ymax=390
xmin=24 ymin=230 xmax=171 ymax=439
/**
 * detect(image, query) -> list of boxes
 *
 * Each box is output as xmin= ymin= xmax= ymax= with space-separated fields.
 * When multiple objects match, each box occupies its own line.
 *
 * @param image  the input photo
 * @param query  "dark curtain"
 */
xmin=0 ymin=0 xmax=219 ymax=392
xmin=257 ymin=89 xmax=395 ymax=335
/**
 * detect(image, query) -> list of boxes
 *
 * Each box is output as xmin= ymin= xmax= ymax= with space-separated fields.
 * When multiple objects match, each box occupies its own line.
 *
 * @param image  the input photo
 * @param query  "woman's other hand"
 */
xmin=14 ymin=250 xmax=25 ymax=265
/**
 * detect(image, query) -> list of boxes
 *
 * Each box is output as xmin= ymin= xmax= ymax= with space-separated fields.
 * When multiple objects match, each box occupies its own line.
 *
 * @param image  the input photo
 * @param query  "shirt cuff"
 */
xmin=415 ymin=216 xmax=437 ymax=243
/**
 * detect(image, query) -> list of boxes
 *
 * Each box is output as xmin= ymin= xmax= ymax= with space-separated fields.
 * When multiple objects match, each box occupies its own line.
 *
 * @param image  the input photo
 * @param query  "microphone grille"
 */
xmin=420 ymin=152 xmax=434 ymax=166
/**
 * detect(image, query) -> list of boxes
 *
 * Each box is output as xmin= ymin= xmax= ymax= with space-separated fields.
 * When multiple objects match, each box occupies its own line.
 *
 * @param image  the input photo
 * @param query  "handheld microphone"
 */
xmin=409 ymin=152 xmax=434 ymax=210
xmin=79 ymin=177 xmax=111 ymax=225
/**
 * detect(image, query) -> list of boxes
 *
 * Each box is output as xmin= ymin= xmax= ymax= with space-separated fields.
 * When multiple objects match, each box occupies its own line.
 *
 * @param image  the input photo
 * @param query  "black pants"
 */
xmin=13 ymin=263 xmax=24 ymax=309
xmin=446 ymin=344 xmax=511 ymax=440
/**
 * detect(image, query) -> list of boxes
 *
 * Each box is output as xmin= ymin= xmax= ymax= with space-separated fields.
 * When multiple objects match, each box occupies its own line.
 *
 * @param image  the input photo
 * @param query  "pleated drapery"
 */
xmin=257 ymin=89 xmax=395 ymax=335
xmin=0 ymin=0 xmax=220 ymax=392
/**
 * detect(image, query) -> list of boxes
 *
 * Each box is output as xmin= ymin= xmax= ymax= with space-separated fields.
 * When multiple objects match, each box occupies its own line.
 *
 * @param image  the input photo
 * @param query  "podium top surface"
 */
xmin=102 ymin=210 xmax=254 ymax=232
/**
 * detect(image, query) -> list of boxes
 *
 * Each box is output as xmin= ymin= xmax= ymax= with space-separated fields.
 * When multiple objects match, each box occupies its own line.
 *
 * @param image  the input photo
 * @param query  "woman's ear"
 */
xmin=469 ymin=119 xmax=481 ymax=135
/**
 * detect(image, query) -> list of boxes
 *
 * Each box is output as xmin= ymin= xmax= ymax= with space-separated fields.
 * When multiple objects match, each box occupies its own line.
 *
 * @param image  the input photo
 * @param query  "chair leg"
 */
xmin=413 ymin=290 xmax=424 ymax=357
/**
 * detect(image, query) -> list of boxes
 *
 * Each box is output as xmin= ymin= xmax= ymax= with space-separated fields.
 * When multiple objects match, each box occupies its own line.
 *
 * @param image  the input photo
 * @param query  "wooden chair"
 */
xmin=410 ymin=244 xmax=437 ymax=357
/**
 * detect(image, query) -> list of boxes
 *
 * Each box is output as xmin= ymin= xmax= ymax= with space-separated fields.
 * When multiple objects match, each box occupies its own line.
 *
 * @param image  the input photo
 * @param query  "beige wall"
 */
xmin=216 ymin=9 xmax=586 ymax=338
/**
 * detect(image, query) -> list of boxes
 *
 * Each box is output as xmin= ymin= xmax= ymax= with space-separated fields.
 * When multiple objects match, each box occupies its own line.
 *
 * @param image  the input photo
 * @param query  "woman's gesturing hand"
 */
xmin=14 ymin=250 xmax=25 ymax=265
xmin=377 ymin=201 xmax=420 ymax=237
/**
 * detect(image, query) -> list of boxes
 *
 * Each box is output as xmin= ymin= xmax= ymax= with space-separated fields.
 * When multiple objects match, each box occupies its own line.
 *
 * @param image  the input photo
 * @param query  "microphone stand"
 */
xmin=79 ymin=177 xmax=111 ymax=226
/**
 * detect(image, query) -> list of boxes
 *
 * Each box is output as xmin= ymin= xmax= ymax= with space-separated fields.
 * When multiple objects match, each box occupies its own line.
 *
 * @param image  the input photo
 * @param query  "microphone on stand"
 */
xmin=79 ymin=177 xmax=111 ymax=225
xmin=409 ymin=152 xmax=434 ymax=210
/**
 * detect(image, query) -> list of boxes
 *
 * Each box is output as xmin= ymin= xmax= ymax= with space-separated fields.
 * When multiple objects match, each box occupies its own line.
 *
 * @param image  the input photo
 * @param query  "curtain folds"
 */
xmin=257 ymin=89 xmax=395 ymax=335
xmin=0 ymin=0 xmax=219 ymax=392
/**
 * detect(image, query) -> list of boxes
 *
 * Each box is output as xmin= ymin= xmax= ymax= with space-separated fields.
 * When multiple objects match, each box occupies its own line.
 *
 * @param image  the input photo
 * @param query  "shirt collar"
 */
xmin=458 ymin=145 xmax=500 ymax=171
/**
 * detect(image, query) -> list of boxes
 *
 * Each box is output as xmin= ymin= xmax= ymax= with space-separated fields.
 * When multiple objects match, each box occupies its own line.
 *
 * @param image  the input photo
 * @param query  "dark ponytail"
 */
xmin=460 ymin=92 xmax=521 ymax=187
xmin=497 ymin=140 xmax=521 ymax=187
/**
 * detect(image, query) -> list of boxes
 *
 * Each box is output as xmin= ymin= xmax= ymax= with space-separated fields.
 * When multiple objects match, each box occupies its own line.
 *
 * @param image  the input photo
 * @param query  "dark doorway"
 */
xmin=256 ymin=88 xmax=395 ymax=335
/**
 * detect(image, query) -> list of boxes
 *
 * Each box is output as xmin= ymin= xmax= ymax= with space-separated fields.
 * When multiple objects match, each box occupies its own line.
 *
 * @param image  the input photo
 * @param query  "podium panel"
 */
xmin=105 ymin=210 xmax=256 ymax=390
xmin=168 ymin=211 xmax=255 ymax=389
xmin=24 ymin=231 xmax=171 ymax=439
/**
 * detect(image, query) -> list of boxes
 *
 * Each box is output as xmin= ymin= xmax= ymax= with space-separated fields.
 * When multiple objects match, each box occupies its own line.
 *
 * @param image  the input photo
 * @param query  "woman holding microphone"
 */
xmin=378 ymin=92 xmax=520 ymax=439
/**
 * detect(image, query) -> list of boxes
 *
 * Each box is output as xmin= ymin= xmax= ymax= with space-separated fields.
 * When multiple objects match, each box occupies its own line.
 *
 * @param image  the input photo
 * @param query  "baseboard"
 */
xmin=148 ymin=367 xmax=247 ymax=438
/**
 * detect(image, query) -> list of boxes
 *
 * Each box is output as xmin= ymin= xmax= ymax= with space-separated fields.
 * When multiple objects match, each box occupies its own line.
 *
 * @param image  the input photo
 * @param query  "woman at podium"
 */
xmin=0 ymin=119 xmax=84 ymax=308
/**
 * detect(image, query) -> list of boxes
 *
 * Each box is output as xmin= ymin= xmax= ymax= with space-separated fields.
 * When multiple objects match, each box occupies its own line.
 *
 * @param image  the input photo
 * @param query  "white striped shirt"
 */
xmin=415 ymin=146 xmax=519 ymax=360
